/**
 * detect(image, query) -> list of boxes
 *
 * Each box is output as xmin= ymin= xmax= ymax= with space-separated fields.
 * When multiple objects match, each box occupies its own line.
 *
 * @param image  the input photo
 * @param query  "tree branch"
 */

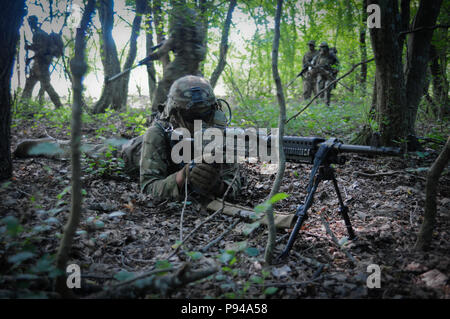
xmin=399 ymin=24 xmax=449 ymax=36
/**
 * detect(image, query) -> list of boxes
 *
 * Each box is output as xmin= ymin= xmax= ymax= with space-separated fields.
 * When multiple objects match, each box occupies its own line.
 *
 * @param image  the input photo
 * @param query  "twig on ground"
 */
xmin=88 ymin=263 xmax=217 ymax=298
xmin=168 ymin=167 xmax=240 ymax=260
xmin=200 ymin=219 xmax=241 ymax=252
xmin=410 ymin=201 xmax=419 ymax=226
xmin=319 ymin=212 xmax=357 ymax=266
xmin=354 ymin=170 xmax=400 ymax=178
xmin=291 ymin=251 xmax=326 ymax=269
xmin=179 ymin=176 xmax=189 ymax=241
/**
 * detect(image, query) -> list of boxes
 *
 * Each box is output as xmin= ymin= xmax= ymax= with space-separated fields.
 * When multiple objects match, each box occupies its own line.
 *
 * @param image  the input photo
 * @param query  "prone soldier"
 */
xmin=140 ymin=75 xmax=241 ymax=202
xmin=15 ymin=76 xmax=241 ymax=203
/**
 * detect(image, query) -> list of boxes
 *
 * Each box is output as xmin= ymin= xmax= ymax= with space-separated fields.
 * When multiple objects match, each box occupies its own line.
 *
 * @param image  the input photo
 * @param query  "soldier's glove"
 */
xmin=188 ymin=163 xmax=222 ymax=195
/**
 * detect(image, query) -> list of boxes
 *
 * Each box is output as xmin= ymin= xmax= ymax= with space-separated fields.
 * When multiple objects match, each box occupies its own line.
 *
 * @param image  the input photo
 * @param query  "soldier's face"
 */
xmin=309 ymin=45 xmax=315 ymax=51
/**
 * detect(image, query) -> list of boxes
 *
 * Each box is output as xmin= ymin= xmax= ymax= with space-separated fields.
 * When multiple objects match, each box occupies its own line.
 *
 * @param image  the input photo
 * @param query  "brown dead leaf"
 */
xmin=419 ymin=269 xmax=448 ymax=288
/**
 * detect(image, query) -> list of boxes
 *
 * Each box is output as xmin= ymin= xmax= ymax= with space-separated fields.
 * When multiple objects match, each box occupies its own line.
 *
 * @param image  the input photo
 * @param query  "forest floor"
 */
xmin=1 ymin=108 xmax=449 ymax=299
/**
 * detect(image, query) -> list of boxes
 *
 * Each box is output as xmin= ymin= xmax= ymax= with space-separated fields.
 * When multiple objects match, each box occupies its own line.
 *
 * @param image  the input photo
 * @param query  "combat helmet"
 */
xmin=319 ymin=42 xmax=329 ymax=48
xmin=163 ymin=75 xmax=217 ymax=124
xmin=307 ymin=40 xmax=316 ymax=46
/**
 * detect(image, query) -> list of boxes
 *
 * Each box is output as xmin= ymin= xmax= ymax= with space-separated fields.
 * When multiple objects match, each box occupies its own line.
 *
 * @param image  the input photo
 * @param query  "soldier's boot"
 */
xmin=14 ymin=138 xmax=69 ymax=159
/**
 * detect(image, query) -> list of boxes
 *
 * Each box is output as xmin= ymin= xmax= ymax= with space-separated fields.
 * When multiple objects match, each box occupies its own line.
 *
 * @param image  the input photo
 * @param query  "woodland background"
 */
xmin=0 ymin=0 xmax=449 ymax=299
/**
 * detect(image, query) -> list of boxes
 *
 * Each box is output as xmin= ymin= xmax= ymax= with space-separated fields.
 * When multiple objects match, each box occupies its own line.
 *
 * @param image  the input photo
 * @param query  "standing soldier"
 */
xmin=21 ymin=16 xmax=64 ymax=108
xmin=301 ymin=40 xmax=318 ymax=100
xmin=145 ymin=6 xmax=206 ymax=115
xmin=312 ymin=42 xmax=339 ymax=106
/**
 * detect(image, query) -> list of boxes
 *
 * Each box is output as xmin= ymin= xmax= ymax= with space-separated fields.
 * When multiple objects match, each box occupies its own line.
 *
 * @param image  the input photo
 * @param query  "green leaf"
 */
xmin=244 ymin=247 xmax=260 ymax=257
xmin=94 ymin=220 xmax=105 ymax=228
xmin=155 ymin=260 xmax=172 ymax=270
xmin=269 ymin=192 xmax=290 ymax=204
xmin=114 ymin=270 xmax=135 ymax=281
xmin=31 ymin=255 xmax=54 ymax=274
xmin=250 ymin=275 xmax=264 ymax=284
xmin=218 ymin=252 xmax=234 ymax=264
xmin=1 ymin=181 xmax=12 ymax=189
xmin=242 ymin=221 xmax=261 ymax=236
xmin=254 ymin=202 xmax=270 ymax=214
xmin=186 ymin=251 xmax=203 ymax=260
xmin=264 ymin=287 xmax=278 ymax=295
xmin=1 ymin=216 xmax=23 ymax=237
xmin=8 ymin=251 xmax=35 ymax=265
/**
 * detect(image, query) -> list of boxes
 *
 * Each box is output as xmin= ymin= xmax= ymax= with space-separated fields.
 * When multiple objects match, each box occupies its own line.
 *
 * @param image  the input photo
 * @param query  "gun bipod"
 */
xmin=279 ymin=141 xmax=356 ymax=260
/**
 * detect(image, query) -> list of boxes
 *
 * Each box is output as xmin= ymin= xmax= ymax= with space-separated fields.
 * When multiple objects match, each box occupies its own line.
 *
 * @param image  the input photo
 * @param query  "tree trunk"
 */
xmin=404 ymin=0 xmax=443 ymax=135
xmin=209 ymin=0 xmax=236 ymax=89
xmin=0 ymin=0 xmax=26 ymax=181
xmin=198 ymin=0 xmax=210 ymax=75
xmin=117 ymin=0 xmax=146 ymax=110
xmin=368 ymin=0 xmax=442 ymax=149
xmin=93 ymin=0 xmax=122 ymax=113
xmin=55 ymin=0 xmax=96 ymax=297
xmin=359 ymin=0 xmax=368 ymax=90
xmin=144 ymin=3 xmax=157 ymax=103
xmin=429 ymin=43 xmax=448 ymax=119
xmin=153 ymin=0 xmax=170 ymax=69
xmin=368 ymin=0 xmax=408 ymax=147
xmin=265 ymin=0 xmax=286 ymax=265
xmin=398 ymin=0 xmax=411 ymax=52
xmin=414 ymin=137 xmax=450 ymax=251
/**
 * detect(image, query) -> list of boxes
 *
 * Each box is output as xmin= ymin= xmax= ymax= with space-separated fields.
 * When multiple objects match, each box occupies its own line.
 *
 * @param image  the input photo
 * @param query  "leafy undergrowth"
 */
xmin=1 ymin=104 xmax=449 ymax=299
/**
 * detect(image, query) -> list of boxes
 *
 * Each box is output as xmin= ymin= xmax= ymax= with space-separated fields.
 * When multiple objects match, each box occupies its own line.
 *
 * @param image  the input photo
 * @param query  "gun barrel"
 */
xmin=332 ymin=143 xmax=402 ymax=156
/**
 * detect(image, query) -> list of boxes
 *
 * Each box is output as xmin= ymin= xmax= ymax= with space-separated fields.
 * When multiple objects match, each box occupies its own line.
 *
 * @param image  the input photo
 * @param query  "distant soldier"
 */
xmin=21 ymin=16 xmax=64 ymax=108
xmin=301 ymin=40 xmax=318 ymax=100
xmin=312 ymin=42 xmax=339 ymax=105
xmin=145 ymin=6 xmax=206 ymax=114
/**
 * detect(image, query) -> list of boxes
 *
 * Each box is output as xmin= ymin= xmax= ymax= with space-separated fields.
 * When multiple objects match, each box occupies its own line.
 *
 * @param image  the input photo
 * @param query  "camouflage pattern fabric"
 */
xmin=139 ymin=120 xmax=241 ymax=202
xmin=302 ymin=49 xmax=318 ymax=100
xmin=22 ymin=26 xmax=63 ymax=108
xmin=150 ymin=7 xmax=206 ymax=112
xmin=312 ymin=51 xmax=339 ymax=105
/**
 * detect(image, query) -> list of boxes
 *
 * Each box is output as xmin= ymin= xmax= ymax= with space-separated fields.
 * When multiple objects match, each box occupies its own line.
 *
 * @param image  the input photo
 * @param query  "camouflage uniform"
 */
xmin=148 ymin=7 xmax=206 ymax=113
xmin=139 ymin=121 xmax=240 ymax=201
xmin=22 ymin=16 xmax=64 ymax=108
xmin=302 ymin=40 xmax=318 ymax=100
xmin=312 ymin=42 xmax=339 ymax=105
xmin=140 ymin=76 xmax=241 ymax=202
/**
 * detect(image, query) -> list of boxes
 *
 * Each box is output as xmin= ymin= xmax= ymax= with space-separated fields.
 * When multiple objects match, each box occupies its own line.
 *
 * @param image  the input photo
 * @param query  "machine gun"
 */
xmin=170 ymin=127 xmax=402 ymax=258
xmin=269 ymin=136 xmax=402 ymax=259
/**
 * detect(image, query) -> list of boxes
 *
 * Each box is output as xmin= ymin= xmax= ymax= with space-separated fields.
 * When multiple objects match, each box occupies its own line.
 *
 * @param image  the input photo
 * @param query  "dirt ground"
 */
xmin=1 ymin=114 xmax=449 ymax=299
